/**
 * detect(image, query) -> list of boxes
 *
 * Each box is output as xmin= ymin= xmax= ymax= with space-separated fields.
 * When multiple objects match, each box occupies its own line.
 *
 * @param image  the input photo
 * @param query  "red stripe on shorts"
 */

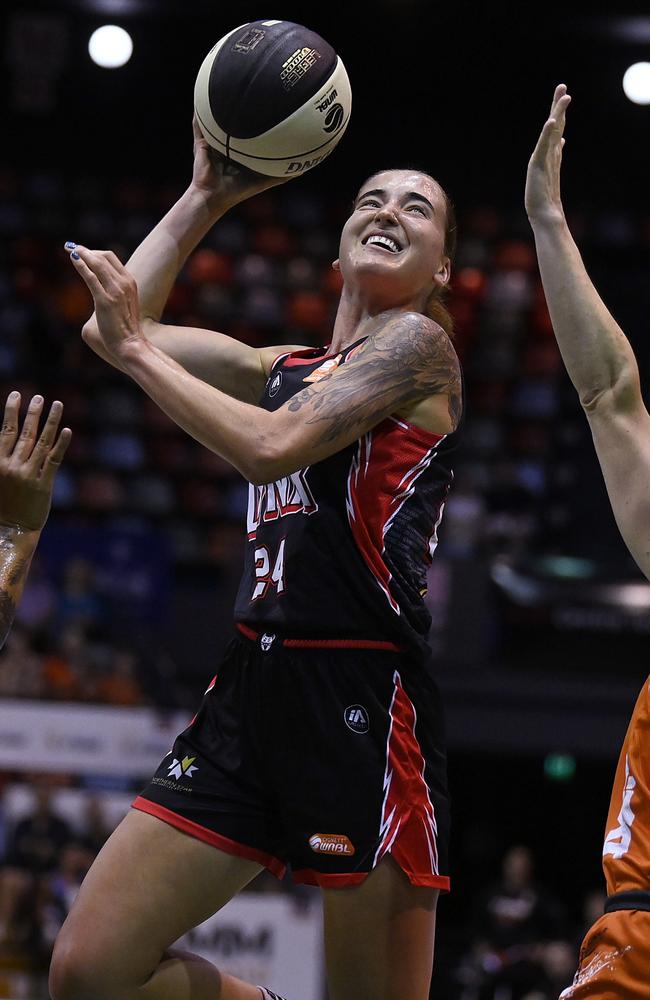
xmin=373 ymin=671 xmax=448 ymax=888
xmin=235 ymin=622 xmax=403 ymax=651
xmin=131 ymin=797 xmax=286 ymax=879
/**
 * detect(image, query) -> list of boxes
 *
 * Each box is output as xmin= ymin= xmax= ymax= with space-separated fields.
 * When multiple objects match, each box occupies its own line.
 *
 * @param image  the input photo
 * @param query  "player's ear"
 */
xmin=433 ymin=256 xmax=451 ymax=290
xmin=332 ymin=258 xmax=341 ymax=271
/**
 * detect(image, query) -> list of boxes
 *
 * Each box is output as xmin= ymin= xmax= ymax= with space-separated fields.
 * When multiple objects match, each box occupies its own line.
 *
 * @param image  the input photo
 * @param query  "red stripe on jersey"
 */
xmin=345 ymin=422 xmax=443 ymax=614
xmin=374 ymin=671 xmax=443 ymax=884
xmin=283 ymin=350 xmax=329 ymax=367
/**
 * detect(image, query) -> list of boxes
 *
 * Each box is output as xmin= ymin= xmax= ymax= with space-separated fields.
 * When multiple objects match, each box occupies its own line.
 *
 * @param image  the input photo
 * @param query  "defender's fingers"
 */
xmin=68 ymin=251 xmax=105 ymax=298
xmin=41 ymin=427 xmax=72 ymax=485
xmin=0 ymin=392 xmax=21 ymax=457
xmin=549 ymin=83 xmax=567 ymax=117
xmin=73 ymin=246 xmax=123 ymax=291
xmin=25 ymin=400 xmax=64 ymax=471
xmin=13 ymin=395 xmax=45 ymax=462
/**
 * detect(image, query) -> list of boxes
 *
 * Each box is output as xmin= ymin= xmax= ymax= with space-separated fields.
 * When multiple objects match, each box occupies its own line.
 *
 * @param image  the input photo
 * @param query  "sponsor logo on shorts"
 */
xmin=260 ymin=633 xmax=276 ymax=652
xmin=268 ymin=371 xmax=282 ymax=397
xmin=344 ymin=704 xmax=369 ymax=734
xmin=309 ymin=833 xmax=355 ymax=856
xmin=323 ymin=104 xmax=344 ymax=134
xmin=167 ymin=755 xmax=198 ymax=781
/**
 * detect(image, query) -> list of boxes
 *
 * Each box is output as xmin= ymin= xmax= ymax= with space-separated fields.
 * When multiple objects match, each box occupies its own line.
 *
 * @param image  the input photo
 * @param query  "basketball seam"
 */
xmin=195 ymin=105 xmax=350 ymax=163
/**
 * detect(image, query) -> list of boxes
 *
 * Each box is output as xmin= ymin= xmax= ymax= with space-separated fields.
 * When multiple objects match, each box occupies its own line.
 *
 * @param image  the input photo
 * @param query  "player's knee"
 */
xmin=49 ymin=932 xmax=116 ymax=1000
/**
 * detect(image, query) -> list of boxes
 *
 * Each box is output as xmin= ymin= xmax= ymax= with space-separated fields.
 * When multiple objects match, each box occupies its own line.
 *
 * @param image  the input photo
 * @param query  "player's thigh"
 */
xmin=51 ymin=808 xmax=261 ymax=990
xmin=322 ymin=856 xmax=438 ymax=1000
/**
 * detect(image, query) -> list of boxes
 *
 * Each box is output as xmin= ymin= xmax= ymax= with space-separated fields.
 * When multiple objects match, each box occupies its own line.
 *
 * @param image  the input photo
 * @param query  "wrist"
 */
xmin=186 ymin=182 xmax=237 ymax=217
xmin=527 ymin=207 xmax=567 ymax=231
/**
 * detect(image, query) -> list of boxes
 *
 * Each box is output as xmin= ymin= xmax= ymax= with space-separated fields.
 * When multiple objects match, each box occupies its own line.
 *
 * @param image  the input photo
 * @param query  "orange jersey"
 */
xmin=602 ymin=677 xmax=650 ymax=894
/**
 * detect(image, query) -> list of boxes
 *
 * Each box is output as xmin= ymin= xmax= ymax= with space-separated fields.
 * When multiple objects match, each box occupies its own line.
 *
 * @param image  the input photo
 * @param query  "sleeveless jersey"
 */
xmin=234 ymin=338 xmax=461 ymax=658
xmin=602 ymin=676 xmax=650 ymax=893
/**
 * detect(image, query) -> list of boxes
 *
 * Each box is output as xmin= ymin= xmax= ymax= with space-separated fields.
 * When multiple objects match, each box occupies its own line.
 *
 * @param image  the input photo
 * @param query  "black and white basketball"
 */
xmin=194 ymin=20 xmax=351 ymax=177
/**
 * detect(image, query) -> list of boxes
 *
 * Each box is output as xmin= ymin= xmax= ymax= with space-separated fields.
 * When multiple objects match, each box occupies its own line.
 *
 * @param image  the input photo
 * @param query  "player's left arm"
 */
xmin=67 ymin=247 xmax=461 ymax=484
xmin=0 ymin=393 xmax=71 ymax=649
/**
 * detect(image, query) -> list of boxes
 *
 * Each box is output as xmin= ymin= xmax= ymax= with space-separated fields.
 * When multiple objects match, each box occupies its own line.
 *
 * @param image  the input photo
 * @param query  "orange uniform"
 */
xmin=561 ymin=678 xmax=650 ymax=999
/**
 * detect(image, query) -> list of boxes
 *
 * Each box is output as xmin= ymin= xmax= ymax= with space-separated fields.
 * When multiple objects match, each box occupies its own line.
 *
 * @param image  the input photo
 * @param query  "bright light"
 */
xmin=88 ymin=25 xmax=133 ymax=69
xmin=622 ymin=62 xmax=650 ymax=105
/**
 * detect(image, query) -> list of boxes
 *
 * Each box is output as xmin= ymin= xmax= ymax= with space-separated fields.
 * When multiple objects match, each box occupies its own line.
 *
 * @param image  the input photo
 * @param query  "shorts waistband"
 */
xmin=605 ymin=889 xmax=650 ymax=913
xmin=235 ymin=622 xmax=404 ymax=652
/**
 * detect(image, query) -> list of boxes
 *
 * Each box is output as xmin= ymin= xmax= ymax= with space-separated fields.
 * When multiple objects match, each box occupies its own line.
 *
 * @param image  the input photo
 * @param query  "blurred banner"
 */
xmin=178 ymin=894 xmax=324 ymax=1000
xmin=0 ymin=701 xmax=187 ymax=776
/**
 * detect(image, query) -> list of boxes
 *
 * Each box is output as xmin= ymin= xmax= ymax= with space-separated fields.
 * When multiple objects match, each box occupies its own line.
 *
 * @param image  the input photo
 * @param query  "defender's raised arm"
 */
xmin=526 ymin=85 xmax=650 ymax=578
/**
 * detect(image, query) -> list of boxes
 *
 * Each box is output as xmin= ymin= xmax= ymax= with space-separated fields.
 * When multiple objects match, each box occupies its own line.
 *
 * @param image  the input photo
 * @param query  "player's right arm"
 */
xmin=0 ymin=393 xmax=70 ymax=649
xmin=78 ymin=120 xmax=303 ymax=402
xmin=526 ymin=85 xmax=650 ymax=579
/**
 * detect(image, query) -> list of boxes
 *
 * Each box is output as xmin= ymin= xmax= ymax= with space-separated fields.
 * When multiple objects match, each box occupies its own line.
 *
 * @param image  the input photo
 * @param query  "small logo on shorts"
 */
xmin=344 ymin=705 xmax=369 ymax=733
xmin=167 ymin=755 xmax=198 ymax=781
xmin=309 ymin=833 xmax=355 ymax=856
xmin=268 ymin=371 xmax=282 ymax=397
xmin=260 ymin=633 xmax=276 ymax=652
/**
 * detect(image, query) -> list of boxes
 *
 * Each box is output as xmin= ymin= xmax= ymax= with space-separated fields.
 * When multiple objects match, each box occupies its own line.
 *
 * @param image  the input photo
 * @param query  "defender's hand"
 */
xmin=0 ymin=393 xmax=71 ymax=532
xmin=190 ymin=116 xmax=289 ymax=209
xmin=525 ymin=84 xmax=572 ymax=225
xmin=66 ymin=246 xmax=146 ymax=361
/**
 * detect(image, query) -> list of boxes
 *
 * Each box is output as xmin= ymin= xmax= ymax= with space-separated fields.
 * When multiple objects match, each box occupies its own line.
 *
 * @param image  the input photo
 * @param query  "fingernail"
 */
xmin=33 ymin=395 xmax=43 ymax=404
xmin=64 ymin=241 xmax=76 ymax=249
xmin=71 ymin=251 xmax=80 ymax=260
xmin=9 ymin=391 xmax=19 ymax=400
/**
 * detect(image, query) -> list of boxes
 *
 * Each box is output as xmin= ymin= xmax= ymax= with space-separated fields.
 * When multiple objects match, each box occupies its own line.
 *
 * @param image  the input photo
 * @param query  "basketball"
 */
xmin=194 ymin=20 xmax=351 ymax=178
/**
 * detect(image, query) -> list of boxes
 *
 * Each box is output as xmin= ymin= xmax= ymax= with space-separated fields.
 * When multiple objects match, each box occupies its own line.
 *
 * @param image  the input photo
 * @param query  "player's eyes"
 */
xmin=407 ymin=204 xmax=427 ymax=215
xmin=358 ymin=199 xmax=381 ymax=209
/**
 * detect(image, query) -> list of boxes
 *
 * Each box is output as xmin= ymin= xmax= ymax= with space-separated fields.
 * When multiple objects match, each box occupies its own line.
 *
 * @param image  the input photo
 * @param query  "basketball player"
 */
xmin=527 ymin=84 xmax=650 ymax=999
xmin=50 ymin=125 xmax=462 ymax=999
xmin=0 ymin=392 xmax=70 ymax=648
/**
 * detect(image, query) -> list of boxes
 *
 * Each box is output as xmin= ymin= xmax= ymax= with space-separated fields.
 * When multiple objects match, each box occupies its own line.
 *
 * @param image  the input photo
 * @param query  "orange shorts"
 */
xmin=560 ymin=910 xmax=650 ymax=999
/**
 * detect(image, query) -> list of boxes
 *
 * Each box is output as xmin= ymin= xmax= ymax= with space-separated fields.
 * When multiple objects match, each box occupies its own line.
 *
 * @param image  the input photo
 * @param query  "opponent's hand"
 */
xmin=190 ymin=116 xmax=289 ymax=209
xmin=525 ymin=84 xmax=571 ymax=225
xmin=0 ymin=393 xmax=71 ymax=532
xmin=66 ymin=246 xmax=146 ymax=362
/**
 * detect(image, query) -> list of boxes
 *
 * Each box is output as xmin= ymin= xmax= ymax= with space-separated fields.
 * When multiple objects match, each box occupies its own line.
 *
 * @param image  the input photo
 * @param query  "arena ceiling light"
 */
xmin=623 ymin=62 xmax=650 ymax=105
xmin=88 ymin=24 xmax=133 ymax=68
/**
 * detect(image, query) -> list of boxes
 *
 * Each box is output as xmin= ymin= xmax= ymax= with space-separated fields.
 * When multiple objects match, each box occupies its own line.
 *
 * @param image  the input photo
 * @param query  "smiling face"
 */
xmin=337 ymin=169 xmax=451 ymax=312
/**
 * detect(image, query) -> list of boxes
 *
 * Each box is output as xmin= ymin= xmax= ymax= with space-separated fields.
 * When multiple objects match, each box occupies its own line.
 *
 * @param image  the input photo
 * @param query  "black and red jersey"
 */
xmin=234 ymin=337 xmax=462 ymax=659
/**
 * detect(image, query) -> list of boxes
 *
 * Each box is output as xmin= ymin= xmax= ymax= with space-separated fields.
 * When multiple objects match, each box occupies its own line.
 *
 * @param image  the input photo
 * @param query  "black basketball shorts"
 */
xmin=133 ymin=627 xmax=450 ymax=890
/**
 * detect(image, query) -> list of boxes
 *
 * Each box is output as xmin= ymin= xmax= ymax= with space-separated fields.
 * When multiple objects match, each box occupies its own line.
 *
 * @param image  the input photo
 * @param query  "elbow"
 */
xmin=581 ymin=369 xmax=641 ymax=417
xmin=242 ymin=436 xmax=299 ymax=486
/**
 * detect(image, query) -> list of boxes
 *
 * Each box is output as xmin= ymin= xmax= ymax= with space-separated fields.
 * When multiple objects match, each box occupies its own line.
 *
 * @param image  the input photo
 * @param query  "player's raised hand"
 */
xmin=525 ymin=84 xmax=572 ymax=225
xmin=191 ymin=115 xmax=288 ymax=208
xmin=65 ymin=245 xmax=145 ymax=361
xmin=0 ymin=393 xmax=71 ymax=532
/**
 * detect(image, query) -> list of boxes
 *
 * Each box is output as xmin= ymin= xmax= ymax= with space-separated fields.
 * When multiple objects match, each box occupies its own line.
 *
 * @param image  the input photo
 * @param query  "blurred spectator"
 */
xmin=96 ymin=649 xmax=146 ymax=707
xmin=457 ymin=846 xmax=566 ymax=1000
xmin=56 ymin=557 xmax=106 ymax=632
xmin=42 ymin=624 xmax=97 ymax=701
xmin=0 ymin=626 xmax=44 ymax=699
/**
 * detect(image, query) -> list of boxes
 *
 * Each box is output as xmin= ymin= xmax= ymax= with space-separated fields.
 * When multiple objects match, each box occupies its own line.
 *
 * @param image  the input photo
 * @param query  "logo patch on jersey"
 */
xmin=167 ymin=755 xmax=198 ymax=781
xmin=303 ymin=355 xmax=342 ymax=383
xmin=260 ymin=633 xmax=276 ymax=652
xmin=309 ymin=833 xmax=355 ymax=856
xmin=268 ymin=371 xmax=283 ymax=397
xmin=344 ymin=705 xmax=369 ymax=734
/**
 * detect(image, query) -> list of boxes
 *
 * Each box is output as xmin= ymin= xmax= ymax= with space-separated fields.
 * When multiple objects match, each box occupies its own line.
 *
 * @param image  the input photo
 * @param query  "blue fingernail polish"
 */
xmin=71 ymin=251 xmax=80 ymax=260
xmin=65 ymin=241 xmax=76 ymax=249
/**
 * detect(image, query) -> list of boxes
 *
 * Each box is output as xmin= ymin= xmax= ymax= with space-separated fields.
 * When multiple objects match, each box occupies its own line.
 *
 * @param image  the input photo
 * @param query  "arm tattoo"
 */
xmin=0 ymin=527 xmax=34 ymax=650
xmin=286 ymin=312 xmax=462 ymax=444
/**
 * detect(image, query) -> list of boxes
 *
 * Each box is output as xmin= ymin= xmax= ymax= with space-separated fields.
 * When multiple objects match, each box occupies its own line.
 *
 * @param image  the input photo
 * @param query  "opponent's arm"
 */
xmin=68 ymin=248 xmax=461 ymax=484
xmin=77 ymin=121 xmax=300 ymax=401
xmin=526 ymin=85 xmax=650 ymax=578
xmin=0 ymin=394 xmax=71 ymax=649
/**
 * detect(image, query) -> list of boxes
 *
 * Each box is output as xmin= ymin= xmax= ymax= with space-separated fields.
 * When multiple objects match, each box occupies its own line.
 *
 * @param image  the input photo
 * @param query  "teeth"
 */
xmin=366 ymin=235 xmax=401 ymax=253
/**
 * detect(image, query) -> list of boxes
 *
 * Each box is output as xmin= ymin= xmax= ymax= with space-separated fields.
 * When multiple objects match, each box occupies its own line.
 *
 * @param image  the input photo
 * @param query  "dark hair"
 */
xmin=357 ymin=168 xmax=457 ymax=337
